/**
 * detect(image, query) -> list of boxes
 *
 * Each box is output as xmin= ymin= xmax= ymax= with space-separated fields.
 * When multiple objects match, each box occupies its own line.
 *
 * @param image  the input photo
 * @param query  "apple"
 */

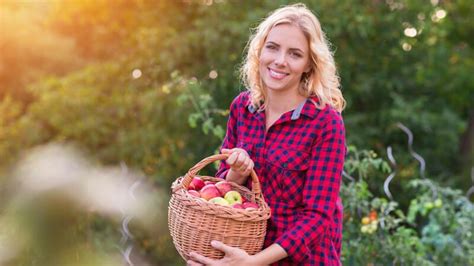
xmin=434 ymin=198 xmax=443 ymax=208
xmin=187 ymin=190 xmax=200 ymax=197
xmin=224 ymin=191 xmax=243 ymax=205
xmin=215 ymin=181 xmax=232 ymax=196
xmin=231 ymin=203 xmax=244 ymax=209
xmin=204 ymin=181 xmax=214 ymax=185
xmin=242 ymin=202 xmax=259 ymax=210
xmin=208 ymin=197 xmax=230 ymax=206
xmin=188 ymin=177 xmax=205 ymax=191
xmin=199 ymin=184 xmax=221 ymax=201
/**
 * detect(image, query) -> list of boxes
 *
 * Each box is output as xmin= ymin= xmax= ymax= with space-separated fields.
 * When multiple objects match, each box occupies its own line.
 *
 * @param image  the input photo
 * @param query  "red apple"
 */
xmin=187 ymin=190 xmax=200 ymax=197
xmin=231 ymin=203 xmax=244 ymax=209
xmin=224 ymin=191 xmax=243 ymax=205
xmin=188 ymin=177 xmax=205 ymax=191
xmin=215 ymin=180 xmax=232 ymax=196
xmin=199 ymin=184 xmax=221 ymax=201
xmin=243 ymin=202 xmax=259 ymax=210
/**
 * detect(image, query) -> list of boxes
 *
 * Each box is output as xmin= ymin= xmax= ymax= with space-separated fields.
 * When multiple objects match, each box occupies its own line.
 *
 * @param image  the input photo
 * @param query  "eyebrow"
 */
xmin=265 ymin=41 xmax=305 ymax=54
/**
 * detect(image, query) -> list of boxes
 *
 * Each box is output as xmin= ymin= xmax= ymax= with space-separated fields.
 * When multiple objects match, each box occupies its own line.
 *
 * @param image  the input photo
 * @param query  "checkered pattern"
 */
xmin=216 ymin=92 xmax=345 ymax=266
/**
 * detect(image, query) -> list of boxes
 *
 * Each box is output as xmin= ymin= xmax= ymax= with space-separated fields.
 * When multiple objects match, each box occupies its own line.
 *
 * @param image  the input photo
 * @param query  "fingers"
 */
xmin=221 ymin=148 xmax=231 ymax=154
xmin=226 ymin=149 xmax=248 ymax=167
xmin=243 ymin=160 xmax=254 ymax=176
xmin=226 ymin=151 xmax=240 ymax=165
xmin=189 ymin=252 xmax=215 ymax=265
xmin=235 ymin=152 xmax=247 ymax=169
xmin=237 ymin=156 xmax=251 ymax=173
xmin=211 ymin=240 xmax=236 ymax=254
xmin=223 ymin=148 xmax=254 ymax=177
xmin=186 ymin=260 xmax=204 ymax=266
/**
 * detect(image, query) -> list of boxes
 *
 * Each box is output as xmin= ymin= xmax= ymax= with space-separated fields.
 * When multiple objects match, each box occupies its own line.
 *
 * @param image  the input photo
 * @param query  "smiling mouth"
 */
xmin=268 ymin=68 xmax=288 ymax=79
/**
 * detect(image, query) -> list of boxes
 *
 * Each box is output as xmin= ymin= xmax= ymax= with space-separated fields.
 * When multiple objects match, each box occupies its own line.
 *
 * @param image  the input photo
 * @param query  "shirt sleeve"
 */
xmin=275 ymin=109 xmax=346 ymax=263
xmin=215 ymin=94 xmax=241 ymax=179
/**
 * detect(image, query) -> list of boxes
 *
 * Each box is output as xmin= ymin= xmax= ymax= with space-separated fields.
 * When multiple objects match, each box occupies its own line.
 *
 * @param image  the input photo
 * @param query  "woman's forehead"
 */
xmin=266 ymin=24 xmax=308 ymax=51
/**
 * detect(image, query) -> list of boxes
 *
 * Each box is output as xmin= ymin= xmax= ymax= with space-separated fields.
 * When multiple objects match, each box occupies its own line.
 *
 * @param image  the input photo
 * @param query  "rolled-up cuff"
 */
xmin=275 ymin=232 xmax=308 ymax=263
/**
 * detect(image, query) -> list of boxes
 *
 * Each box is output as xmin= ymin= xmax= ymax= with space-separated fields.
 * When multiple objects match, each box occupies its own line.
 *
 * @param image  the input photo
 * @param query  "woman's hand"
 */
xmin=221 ymin=148 xmax=254 ymax=183
xmin=187 ymin=241 xmax=260 ymax=266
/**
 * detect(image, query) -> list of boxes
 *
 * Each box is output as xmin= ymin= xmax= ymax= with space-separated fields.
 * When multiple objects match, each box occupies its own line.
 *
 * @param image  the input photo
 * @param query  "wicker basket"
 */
xmin=168 ymin=154 xmax=271 ymax=261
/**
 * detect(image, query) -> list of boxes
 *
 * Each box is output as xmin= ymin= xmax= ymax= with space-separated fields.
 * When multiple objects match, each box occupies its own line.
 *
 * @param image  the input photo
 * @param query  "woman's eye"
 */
xmin=290 ymin=52 xmax=302 ymax=58
xmin=266 ymin=45 xmax=276 ymax=50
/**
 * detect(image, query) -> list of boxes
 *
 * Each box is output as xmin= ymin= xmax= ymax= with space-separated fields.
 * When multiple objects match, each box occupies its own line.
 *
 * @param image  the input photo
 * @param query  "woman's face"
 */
xmin=259 ymin=23 xmax=310 ymax=95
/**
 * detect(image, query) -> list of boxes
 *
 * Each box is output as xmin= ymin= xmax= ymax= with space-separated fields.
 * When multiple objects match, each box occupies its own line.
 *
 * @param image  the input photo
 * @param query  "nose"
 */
xmin=274 ymin=51 xmax=287 ymax=67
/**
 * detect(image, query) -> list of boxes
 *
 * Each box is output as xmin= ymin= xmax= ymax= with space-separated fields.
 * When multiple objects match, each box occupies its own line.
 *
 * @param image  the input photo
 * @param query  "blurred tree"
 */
xmin=1 ymin=0 xmax=472 ymax=188
xmin=0 ymin=1 xmax=83 ymax=101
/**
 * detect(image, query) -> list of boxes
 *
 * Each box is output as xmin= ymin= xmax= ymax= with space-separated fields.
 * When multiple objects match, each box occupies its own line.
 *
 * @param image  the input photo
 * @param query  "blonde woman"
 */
xmin=188 ymin=3 xmax=346 ymax=266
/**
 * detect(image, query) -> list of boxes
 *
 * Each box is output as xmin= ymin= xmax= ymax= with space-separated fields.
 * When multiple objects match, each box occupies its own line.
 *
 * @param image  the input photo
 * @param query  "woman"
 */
xmin=188 ymin=3 xmax=346 ymax=265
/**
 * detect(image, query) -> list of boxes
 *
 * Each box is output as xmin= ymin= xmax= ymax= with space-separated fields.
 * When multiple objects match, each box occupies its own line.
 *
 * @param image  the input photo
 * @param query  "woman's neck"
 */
xmin=266 ymin=89 xmax=306 ymax=115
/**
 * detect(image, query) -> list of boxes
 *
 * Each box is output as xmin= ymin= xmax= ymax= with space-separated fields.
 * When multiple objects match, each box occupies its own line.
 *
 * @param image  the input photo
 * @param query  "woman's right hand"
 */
xmin=221 ymin=148 xmax=254 ymax=183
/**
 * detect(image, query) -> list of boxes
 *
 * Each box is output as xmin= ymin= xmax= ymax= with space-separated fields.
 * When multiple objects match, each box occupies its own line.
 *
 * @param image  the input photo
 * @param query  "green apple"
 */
xmin=360 ymin=225 xmax=369 ymax=234
xmin=208 ymin=197 xmax=230 ymax=206
xmin=434 ymin=198 xmax=443 ymax=208
xmin=424 ymin=202 xmax=434 ymax=210
xmin=224 ymin=191 xmax=243 ymax=205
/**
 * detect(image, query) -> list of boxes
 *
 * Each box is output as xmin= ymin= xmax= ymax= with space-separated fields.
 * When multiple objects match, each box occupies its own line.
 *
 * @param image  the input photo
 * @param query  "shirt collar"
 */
xmin=247 ymin=97 xmax=319 ymax=120
xmin=247 ymin=104 xmax=257 ymax=113
xmin=299 ymin=97 xmax=319 ymax=119
xmin=290 ymin=100 xmax=306 ymax=120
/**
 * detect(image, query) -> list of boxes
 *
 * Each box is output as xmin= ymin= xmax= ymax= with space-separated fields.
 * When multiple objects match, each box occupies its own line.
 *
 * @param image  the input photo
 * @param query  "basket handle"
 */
xmin=179 ymin=154 xmax=262 ymax=194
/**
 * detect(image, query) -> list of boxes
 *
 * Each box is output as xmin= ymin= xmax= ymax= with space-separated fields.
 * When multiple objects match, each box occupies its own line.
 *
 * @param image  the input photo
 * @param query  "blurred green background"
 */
xmin=0 ymin=0 xmax=472 ymax=265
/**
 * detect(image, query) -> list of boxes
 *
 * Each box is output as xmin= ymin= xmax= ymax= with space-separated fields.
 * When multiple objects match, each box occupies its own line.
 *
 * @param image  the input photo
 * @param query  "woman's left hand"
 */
xmin=186 ymin=240 xmax=256 ymax=266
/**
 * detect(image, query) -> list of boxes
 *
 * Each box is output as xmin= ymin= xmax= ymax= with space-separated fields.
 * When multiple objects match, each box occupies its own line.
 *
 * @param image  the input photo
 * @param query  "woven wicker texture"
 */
xmin=168 ymin=154 xmax=271 ymax=261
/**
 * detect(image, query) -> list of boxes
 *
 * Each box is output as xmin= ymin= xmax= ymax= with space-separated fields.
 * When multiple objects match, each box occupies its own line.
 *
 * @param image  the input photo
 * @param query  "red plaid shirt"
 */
xmin=216 ymin=92 xmax=345 ymax=265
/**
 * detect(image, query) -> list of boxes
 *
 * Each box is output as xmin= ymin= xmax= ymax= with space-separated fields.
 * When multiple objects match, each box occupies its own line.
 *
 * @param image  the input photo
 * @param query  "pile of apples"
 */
xmin=186 ymin=176 xmax=259 ymax=210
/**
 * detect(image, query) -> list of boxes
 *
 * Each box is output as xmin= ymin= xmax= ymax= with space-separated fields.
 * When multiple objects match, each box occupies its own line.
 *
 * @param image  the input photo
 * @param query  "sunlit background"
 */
xmin=0 ymin=0 xmax=473 ymax=265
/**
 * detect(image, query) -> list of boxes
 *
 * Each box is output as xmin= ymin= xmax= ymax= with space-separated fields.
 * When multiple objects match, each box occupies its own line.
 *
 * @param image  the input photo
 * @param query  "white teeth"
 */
xmin=269 ymin=69 xmax=287 ymax=79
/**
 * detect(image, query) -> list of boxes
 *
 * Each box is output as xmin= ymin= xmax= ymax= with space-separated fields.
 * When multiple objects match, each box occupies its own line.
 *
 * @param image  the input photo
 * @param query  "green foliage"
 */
xmin=341 ymin=146 xmax=473 ymax=265
xmin=2 ymin=63 xmax=218 ymax=186
xmin=177 ymin=77 xmax=227 ymax=140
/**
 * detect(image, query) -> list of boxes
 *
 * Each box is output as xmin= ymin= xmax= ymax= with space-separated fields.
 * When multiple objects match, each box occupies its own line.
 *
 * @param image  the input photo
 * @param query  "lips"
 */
xmin=268 ymin=68 xmax=288 ymax=80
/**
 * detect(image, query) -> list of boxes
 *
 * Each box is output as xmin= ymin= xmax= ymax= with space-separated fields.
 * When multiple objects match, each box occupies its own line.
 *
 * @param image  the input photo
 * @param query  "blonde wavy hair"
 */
xmin=240 ymin=3 xmax=346 ymax=112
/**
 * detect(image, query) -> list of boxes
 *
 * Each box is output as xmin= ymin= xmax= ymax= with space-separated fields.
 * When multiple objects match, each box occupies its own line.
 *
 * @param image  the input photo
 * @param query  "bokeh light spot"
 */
xmin=404 ymin=27 xmax=417 ymax=38
xmin=209 ymin=70 xmax=218 ymax=79
xmin=132 ymin=69 xmax=142 ymax=79
xmin=435 ymin=9 xmax=447 ymax=19
xmin=402 ymin=43 xmax=412 ymax=51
